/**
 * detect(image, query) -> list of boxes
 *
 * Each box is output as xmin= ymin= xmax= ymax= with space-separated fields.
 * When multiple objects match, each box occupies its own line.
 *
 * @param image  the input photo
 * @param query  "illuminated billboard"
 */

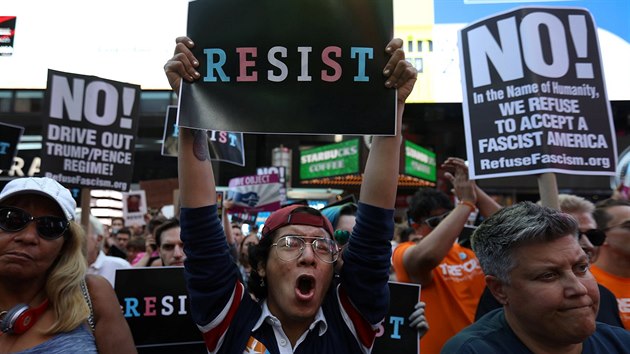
xmin=300 ymin=139 xmax=360 ymax=180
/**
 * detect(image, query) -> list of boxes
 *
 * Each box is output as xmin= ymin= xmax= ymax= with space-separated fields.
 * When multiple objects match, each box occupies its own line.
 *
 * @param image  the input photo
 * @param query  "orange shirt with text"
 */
xmin=591 ymin=264 xmax=630 ymax=329
xmin=392 ymin=242 xmax=486 ymax=354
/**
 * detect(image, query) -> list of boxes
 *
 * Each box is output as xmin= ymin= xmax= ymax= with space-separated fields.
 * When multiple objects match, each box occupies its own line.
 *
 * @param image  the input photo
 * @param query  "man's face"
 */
xmin=231 ymin=225 xmax=244 ymax=246
xmin=601 ymin=205 xmax=630 ymax=260
xmin=159 ymin=226 xmax=185 ymax=266
xmin=261 ymin=224 xmax=334 ymax=327
xmin=116 ymin=232 xmax=130 ymax=249
xmin=111 ymin=219 xmax=124 ymax=232
xmin=498 ymin=235 xmax=599 ymax=348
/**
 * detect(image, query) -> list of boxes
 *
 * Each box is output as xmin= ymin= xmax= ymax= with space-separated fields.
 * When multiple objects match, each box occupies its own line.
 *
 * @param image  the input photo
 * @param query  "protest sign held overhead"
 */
xmin=178 ymin=0 xmax=395 ymax=136
xmin=256 ymin=166 xmax=287 ymax=204
xmin=41 ymin=70 xmax=140 ymax=190
xmin=0 ymin=122 xmax=23 ymax=171
xmin=161 ymin=105 xmax=245 ymax=166
xmin=459 ymin=7 xmax=616 ymax=179
xmin=228 ymin=173 xmax=282 ymax=213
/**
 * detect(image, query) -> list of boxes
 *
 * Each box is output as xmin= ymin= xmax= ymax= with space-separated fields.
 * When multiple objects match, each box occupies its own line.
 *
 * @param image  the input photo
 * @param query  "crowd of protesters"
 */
xmin=1 ymin=28 xmax=630 ymax=354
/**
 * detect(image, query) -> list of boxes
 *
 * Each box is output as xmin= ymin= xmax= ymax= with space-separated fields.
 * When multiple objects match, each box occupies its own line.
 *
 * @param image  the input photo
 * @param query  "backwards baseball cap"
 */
xmin=0 ymin=177 xmax=76 ymax=222
xmin=261 ymin=204 xmax=334 ymax=239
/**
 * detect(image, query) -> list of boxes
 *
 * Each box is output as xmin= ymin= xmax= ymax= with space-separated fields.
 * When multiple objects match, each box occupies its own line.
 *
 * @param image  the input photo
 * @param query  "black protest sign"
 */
xmin=179 ymin=0 xmax=395 ymax=136
xmin=41 ymin=70 xmax=140 ymax=191
xmin=161 ymin=105 xmax=245 ymax=166
xmin=373 ymin=281 xmax=420 ymax=353
xmin=115 ymin=267 xmax=206 ymax=354
xmin=0 ymin=122 xmax=23 ymax=171
xmin=459 ymin=7 xmax=616 ymax=179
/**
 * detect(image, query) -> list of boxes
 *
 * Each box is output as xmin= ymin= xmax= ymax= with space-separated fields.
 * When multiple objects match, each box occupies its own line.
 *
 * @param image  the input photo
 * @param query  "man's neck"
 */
xmin=504 ymin=311 xmax=583 ymax=354
xmin=282 ymin=319 xmax=312 ymax=348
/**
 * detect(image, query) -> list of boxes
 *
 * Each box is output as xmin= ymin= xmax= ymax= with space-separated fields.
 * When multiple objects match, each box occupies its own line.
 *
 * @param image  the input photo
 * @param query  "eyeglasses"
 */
xmin=423 ymin=211 xmax=451 ymax=229
xmin=271 ymin=235 xmax=339 ymax=263
xmin=0 ymin=207 xmax=68 ymax=240
xmin=579 ymin=229 xmax=606 ymax=247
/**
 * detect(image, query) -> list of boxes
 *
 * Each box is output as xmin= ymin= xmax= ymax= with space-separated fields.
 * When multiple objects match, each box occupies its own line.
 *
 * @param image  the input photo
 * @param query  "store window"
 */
xmin=140 ymin=91 xmax=174 ymax=115
xmin=0 ymin=90 xmax=12 ymax=112
xmin=14 ymin=90 xmax=44 ymax=113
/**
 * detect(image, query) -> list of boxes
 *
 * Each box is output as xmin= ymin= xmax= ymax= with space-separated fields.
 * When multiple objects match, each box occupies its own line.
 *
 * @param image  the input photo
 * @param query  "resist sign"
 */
xmin=459 ymin=7 xmax=616 ymax=179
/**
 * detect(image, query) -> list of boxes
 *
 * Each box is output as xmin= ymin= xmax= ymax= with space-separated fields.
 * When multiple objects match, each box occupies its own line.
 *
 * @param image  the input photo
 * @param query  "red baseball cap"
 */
xmin=261 ymin=204 xmax=334 ymax=239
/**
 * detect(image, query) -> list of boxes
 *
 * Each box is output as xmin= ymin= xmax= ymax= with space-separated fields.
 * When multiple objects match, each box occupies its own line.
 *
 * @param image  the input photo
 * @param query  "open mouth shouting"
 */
xmin=295 ymin=274 xmax=316 ymax=302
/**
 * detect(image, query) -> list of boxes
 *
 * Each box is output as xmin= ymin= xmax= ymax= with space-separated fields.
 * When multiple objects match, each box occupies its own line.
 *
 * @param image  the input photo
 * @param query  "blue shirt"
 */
xmin=14 ymin=324 xmax=96 ymax=354
xmin=442 ymin=308 xmax=630 ymax=354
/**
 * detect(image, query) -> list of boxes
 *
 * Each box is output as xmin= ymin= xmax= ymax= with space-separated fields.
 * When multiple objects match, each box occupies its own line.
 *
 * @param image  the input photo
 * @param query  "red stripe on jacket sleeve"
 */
xmin=202 ymin=280 xmax=244 ymax=351
xmin=339 ymin=286 xmax=376 ymax=348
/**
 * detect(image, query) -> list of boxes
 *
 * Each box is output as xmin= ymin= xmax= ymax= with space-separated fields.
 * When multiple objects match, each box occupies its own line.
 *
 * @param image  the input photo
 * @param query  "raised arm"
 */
xmin=164 ymin=37 xmax=215 ymax=207
xmin=402 ymin=161 xmax=475 ymax=285
xmin=340 ymin=39 xmax=417 ymax=327
xmin=360 ymin=38 xmax=417 ymax=208
xmin=165 ymin=38 xmax=242 ymax=340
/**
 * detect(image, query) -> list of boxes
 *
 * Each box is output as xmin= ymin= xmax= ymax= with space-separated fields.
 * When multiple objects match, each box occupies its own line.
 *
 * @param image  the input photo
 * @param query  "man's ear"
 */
xmin=486 ymin=275 xmax=509 ymax=305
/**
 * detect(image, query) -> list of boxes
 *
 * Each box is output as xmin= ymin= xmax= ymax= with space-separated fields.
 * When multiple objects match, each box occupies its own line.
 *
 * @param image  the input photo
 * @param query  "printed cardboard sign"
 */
xmin=0 ymin=122 xmax=23 ymax=171
xmin=41 ymin=70 xmax=140 ymax=190
xmin=459 ymin=7 xmax=616 ymax=179
xmin=178 ymin=0 xmax=396 ymax=135
xmin=161 ymin=105 xmax=245 ymax=166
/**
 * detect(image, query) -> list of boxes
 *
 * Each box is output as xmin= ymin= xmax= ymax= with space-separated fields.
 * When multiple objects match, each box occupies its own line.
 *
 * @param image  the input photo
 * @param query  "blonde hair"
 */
xmin=45 ymin=222 xmax=90 ymax=334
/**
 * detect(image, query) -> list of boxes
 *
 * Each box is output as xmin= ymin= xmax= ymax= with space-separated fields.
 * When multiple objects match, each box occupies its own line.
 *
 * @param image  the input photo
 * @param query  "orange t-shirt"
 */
xmin=590 ymin=264 xmax=630 ymax=329
xmin=392 ymin=242 xmax=486 ymax=354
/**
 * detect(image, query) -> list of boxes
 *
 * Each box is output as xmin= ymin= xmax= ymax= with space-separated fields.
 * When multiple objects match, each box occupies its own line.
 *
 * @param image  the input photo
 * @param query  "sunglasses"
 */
xmin=580 ymin=229 xmax=606 ymax=247
xmin=423 ymin=211 xmax=451 ymax=229
xmin=334 ymin=229 xmax=350 ymax=246
xmin=0 ymin=207 xmax=69 ymax=240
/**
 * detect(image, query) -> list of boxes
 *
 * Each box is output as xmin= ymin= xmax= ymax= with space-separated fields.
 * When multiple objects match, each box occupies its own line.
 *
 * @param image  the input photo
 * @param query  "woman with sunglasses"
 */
xmin=0 ymin=177 xmax=136 ymax=353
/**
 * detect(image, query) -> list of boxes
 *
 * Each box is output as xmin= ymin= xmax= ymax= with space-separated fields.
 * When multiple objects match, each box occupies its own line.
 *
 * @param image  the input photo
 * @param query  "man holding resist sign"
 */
xmin=164 ymin=35 xmax=417 ymax=354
